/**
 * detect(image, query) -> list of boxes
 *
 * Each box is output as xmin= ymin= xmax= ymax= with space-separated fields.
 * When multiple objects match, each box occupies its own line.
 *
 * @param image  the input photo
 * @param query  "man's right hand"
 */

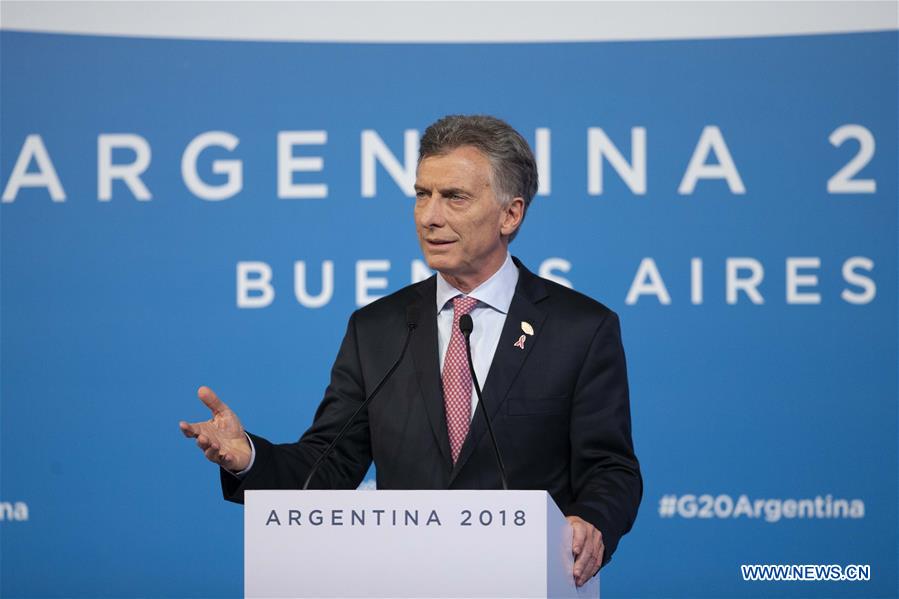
xmin=179 ymin=386 xmax=252 ymax=472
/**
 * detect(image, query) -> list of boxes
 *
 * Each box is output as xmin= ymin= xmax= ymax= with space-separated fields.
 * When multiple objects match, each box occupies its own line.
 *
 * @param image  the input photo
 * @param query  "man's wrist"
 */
xmin=228 ymin=433 xmax=256 ymax=477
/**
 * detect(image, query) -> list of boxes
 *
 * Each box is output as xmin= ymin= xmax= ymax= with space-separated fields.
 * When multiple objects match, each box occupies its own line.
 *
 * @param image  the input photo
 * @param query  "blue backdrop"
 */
xmin=1 ymin=29 xmax=896 ymax=598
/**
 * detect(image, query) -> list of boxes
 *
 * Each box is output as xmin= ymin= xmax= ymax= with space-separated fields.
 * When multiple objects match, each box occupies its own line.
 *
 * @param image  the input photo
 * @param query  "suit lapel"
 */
xmin=450 ymin=260 xmax=549 ymax=483
xmin=411 ymin=276 xmax=453 ymax=469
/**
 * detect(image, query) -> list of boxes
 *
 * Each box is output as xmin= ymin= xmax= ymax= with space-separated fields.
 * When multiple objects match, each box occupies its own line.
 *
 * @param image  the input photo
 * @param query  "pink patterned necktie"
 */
xmin=442 ymin=295 xmax=479 ymax=463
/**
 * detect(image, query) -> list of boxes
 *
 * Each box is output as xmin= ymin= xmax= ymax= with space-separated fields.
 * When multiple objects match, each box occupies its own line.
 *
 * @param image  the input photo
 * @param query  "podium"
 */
xmin=245 ymin=489 xmax=599 ymax=598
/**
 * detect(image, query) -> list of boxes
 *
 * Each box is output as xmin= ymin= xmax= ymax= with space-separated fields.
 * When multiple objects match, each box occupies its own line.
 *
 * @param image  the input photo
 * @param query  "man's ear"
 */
xmin=500 ymin=197 xmax=525 ymax=237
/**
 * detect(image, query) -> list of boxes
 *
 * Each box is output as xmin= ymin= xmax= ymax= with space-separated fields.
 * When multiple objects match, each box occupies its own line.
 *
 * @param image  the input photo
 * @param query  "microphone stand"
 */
xmin=459 ymin=314 xmax=508 ymax=490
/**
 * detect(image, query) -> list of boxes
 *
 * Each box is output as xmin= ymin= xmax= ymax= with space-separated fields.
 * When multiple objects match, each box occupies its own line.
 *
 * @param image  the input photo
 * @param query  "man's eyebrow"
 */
xmin=438 ymin=187 xmax=470 ymax=196
xmin=413 ymin=185 xmax=471 ymax=196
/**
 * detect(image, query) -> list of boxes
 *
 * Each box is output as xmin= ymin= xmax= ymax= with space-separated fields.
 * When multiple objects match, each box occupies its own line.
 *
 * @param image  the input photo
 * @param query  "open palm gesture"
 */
xmin=179 ymin=386 xmax=252 ymax=472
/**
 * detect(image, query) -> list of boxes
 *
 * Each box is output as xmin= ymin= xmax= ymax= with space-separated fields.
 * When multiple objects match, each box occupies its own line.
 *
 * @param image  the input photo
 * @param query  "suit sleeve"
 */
xmin=565 ymin=311 xmax=642 ymax=567
xmin=220 ymin=311 xmax=373 ymax=502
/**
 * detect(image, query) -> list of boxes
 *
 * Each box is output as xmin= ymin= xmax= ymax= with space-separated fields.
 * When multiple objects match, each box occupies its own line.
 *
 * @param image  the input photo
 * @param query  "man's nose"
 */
xmin=417 ymin=194 xmax=445 ymax=228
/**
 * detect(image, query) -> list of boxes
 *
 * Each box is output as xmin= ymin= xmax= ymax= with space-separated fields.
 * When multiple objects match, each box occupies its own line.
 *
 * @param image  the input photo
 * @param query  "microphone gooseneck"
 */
xmin=459 ymin=313 xmax=509 ymax=490
xmin=302 ymin=306 xmax=420 ymax=490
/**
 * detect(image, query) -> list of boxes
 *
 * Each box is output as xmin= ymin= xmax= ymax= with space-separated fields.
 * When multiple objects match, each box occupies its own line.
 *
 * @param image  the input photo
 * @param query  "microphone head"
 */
xmin=459 ymin=314 xmax=473 ymax=336
xmin=405 ymin=305 xmax=421 ymax=329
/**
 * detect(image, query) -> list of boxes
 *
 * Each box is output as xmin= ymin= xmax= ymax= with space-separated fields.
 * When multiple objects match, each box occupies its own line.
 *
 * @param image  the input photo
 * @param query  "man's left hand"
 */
xmin=566 ymin=515 xmax=604 ymax=587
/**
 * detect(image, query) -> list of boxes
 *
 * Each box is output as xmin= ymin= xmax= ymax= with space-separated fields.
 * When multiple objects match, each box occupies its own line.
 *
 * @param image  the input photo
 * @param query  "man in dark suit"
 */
xmin=180 ymin=115 xmax=641 ymax=586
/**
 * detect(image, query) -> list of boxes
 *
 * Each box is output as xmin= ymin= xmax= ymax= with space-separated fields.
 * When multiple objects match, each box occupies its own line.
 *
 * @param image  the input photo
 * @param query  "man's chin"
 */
xmin=423 ymin=255 xmax=457 ymax=276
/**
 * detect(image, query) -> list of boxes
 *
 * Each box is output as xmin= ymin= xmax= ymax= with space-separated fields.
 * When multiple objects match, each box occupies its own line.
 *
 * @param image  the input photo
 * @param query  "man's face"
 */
xmin=414 ymin=146 xmax=521 ymax=291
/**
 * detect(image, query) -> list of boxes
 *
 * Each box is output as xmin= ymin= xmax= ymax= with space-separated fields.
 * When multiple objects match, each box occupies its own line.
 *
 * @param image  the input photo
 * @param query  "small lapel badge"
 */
xmin=513 ymin=334 xmax=527 ymax=350
xmin=521 ymin=321 xmax=534 ymax=336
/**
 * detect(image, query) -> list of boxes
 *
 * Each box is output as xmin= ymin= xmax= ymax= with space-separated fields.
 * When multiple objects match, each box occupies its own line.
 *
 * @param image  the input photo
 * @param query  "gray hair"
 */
xmin=418 ymin=115 xmax=538 ymax=241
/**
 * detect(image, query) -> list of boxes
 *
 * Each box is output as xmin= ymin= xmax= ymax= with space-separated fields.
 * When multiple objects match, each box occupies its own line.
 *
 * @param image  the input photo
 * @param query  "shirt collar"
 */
xmin=435 ymin=252 xmax=519 ymax=314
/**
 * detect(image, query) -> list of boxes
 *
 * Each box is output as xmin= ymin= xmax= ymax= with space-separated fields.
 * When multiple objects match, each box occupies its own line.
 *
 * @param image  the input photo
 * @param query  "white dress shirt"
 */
xmin=435 ymin=252 xmax=519 ymax=417
xmin=235 ymin=253 xmax=519 ymax=476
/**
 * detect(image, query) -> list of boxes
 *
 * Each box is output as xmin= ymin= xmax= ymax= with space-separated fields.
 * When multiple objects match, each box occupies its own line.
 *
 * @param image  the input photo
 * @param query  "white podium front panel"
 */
xmin=245 ymin=489 xmax=599 ymax=598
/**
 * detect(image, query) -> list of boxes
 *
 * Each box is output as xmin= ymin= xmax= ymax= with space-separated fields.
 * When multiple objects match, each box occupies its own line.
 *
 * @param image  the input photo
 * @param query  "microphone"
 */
xmin=459 ymin=314 xmax=509 ymax=490
xmin=302 ymin=305 xmax=420 ymax=490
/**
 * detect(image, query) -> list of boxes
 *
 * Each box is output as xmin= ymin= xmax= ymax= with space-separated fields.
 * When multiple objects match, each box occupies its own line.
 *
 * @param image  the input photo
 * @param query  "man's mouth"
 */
xmin=425 ymin=239 xmax=456 ymax=246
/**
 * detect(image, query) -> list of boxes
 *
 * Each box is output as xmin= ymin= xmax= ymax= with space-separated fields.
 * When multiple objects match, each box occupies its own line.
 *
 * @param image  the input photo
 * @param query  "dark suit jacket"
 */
xmin=222 ymin=258 xmax=642 ymax=566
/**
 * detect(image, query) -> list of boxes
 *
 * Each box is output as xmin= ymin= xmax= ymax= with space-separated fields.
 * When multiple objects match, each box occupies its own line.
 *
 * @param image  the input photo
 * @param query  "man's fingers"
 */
xmin=186 ymin=423 xmax=239 ymax=468
xmin=574 ymin=551 xmax=598 ymax=586
xmin=570 ymin=521 xmax=587 ymax=555
xmin=575 ymin=540 xmax=603 ymax=585
xmin=203 ymin=446 xmax=221 ymax=463
xmin=566 ymin=517 xmax=603 ymax=586
xmin=573 ymin=539 xmax=594 ymax=576
xmin=197 ymin=386 xmax=228 ymax=415
xmin=578 ymin=555 xmax=599 ymax=585
xmin=179 ymin=421 xmax=197 ymax=438
xmin=180 ymin=387 xmax=229 ymax=443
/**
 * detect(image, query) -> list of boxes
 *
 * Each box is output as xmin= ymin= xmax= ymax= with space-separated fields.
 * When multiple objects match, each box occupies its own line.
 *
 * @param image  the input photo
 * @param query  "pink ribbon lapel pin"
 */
xmin=513 ymin=321 xmax=534 ymax=350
